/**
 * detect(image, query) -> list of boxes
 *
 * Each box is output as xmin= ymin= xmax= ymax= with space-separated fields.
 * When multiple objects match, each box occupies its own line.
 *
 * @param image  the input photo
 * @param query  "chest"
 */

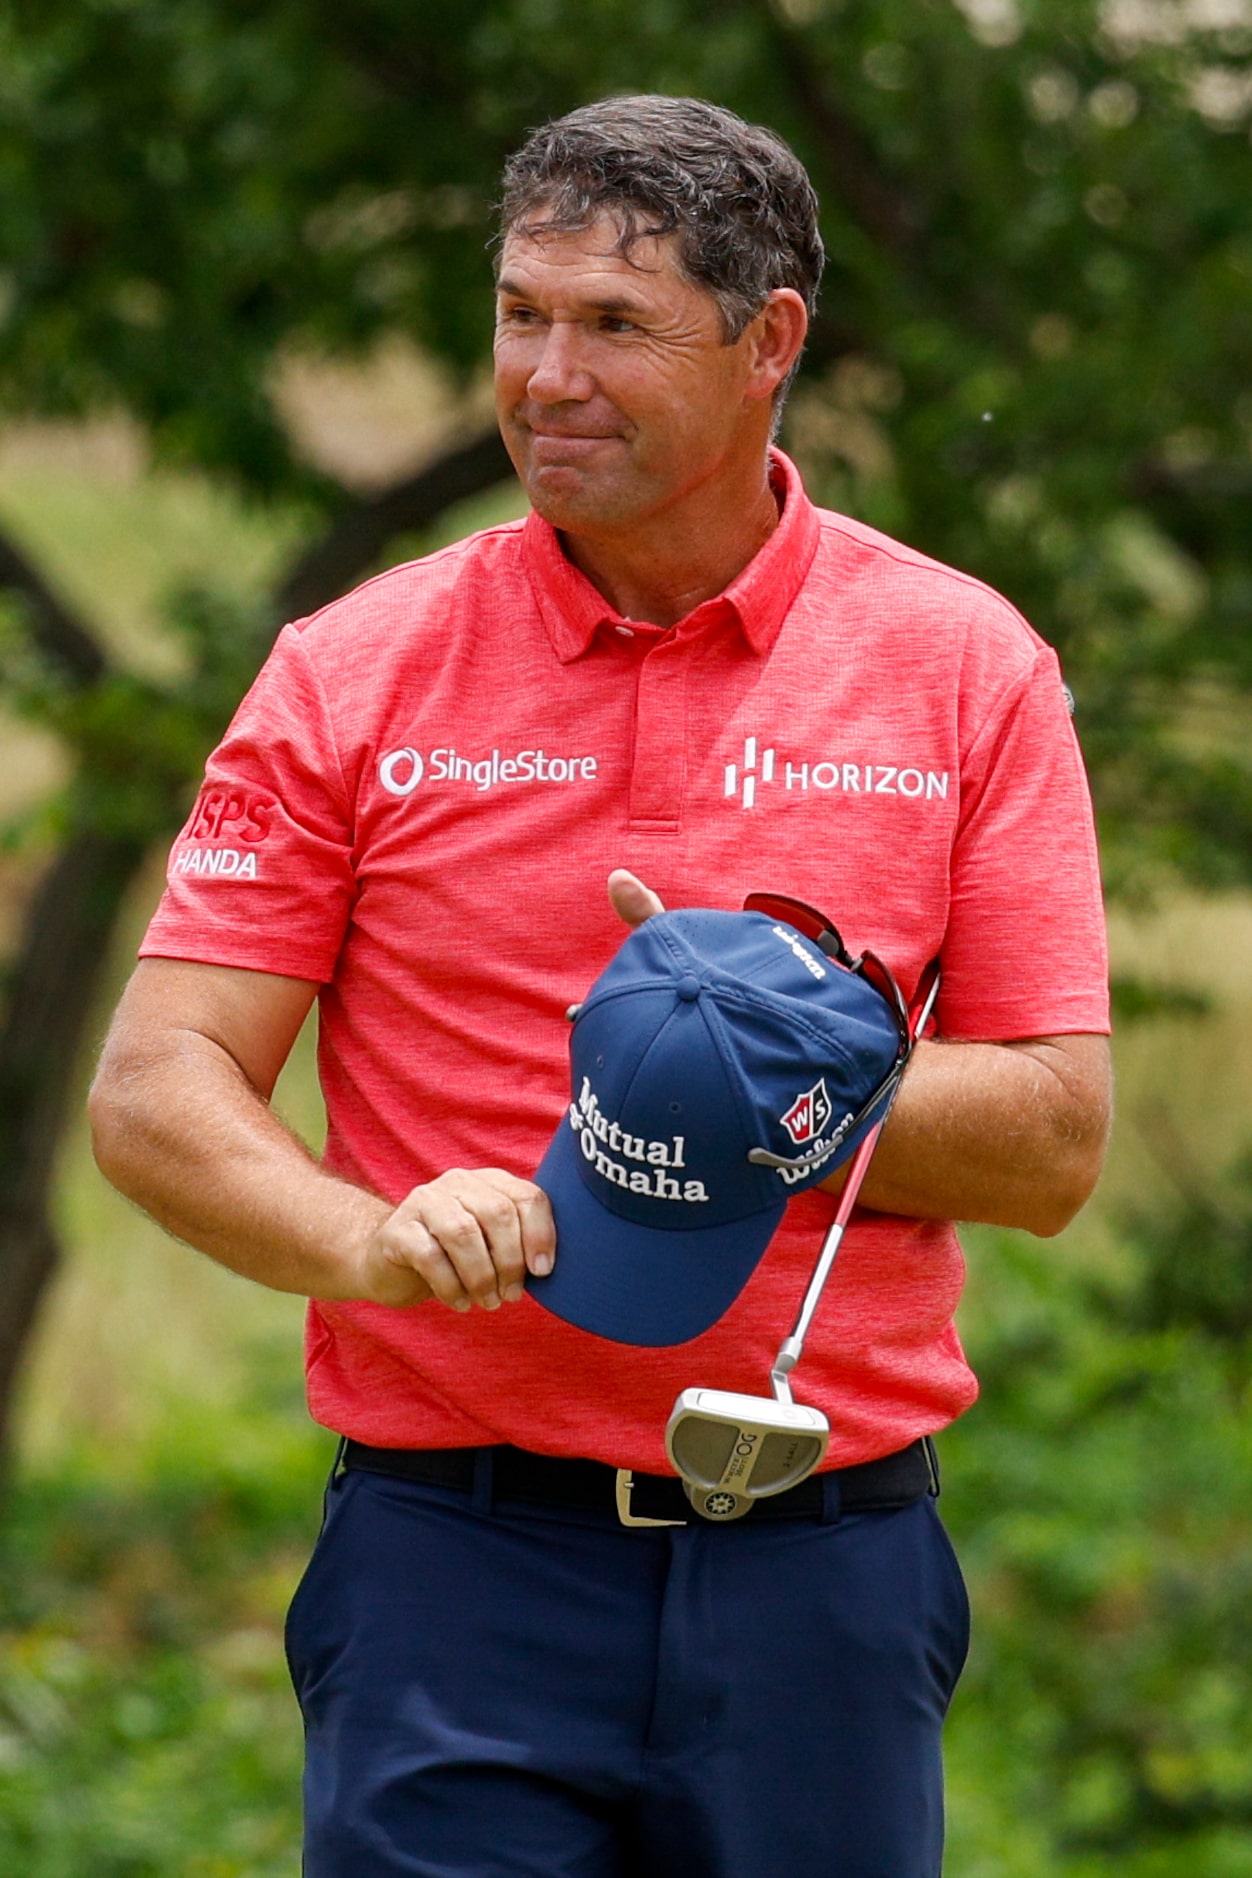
xmin=345 ymin=628 xmax=960 ymax=997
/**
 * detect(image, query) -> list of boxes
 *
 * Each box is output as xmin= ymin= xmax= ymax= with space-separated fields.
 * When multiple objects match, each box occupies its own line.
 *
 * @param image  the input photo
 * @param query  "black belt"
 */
xmin=340 ymin=1437 xmax=938 ymax=1526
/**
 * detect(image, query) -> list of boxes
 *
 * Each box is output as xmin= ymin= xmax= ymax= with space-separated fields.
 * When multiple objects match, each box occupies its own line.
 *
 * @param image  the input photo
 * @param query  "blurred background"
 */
xmin=0 ymin=1 xmax=1250 ymax=1871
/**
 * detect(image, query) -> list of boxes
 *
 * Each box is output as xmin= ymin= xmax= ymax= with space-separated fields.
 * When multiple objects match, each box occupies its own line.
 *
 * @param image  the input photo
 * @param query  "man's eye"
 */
xmin=602 ymin=317 xmax=635 ymax=334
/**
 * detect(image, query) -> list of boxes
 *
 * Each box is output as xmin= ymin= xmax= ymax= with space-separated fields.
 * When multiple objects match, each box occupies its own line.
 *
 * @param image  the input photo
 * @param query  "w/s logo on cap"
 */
xmin=781 ymin=1079 xmax=833 ymax=1145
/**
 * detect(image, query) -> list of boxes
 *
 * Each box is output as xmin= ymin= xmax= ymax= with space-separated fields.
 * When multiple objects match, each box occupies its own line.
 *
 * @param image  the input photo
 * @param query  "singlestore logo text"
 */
xmin=378 ymin=745 xmax=600 ymax=797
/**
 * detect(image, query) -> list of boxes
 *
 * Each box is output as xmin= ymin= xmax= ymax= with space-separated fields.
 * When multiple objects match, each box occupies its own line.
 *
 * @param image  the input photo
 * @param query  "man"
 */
xmin=90 ymin=96 xmax=1111 ymax=1877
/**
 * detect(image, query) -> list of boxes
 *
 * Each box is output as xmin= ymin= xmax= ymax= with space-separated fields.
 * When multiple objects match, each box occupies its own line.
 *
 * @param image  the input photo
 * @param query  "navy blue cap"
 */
xmin=529 ymin=908 xmax=903 ymax=1346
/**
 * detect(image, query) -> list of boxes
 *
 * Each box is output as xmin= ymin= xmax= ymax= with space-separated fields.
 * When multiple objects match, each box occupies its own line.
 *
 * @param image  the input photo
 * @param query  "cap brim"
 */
xmin=528 ymin=1120 xmax=785 ymax=1347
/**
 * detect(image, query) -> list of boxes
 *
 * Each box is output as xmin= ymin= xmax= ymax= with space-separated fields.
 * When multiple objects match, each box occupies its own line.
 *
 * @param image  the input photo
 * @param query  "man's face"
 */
xmin=494 ymin=215 xmax=769 ymax=538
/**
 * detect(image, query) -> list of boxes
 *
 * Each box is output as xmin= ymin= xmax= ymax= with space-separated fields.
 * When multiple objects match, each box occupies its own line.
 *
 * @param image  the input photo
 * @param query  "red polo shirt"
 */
xmin=141 ymin=451 xmax=1108 ymax=1469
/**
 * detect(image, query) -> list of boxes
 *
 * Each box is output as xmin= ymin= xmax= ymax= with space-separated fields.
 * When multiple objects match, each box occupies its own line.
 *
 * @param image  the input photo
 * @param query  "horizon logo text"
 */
xmin=378 ymin=745 xmax=599 ymax=797
xmin=724 ymin=736 xmax=949 ymax=809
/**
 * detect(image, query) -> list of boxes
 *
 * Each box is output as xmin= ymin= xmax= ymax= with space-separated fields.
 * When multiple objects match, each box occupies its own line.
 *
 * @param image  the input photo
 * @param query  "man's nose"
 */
xmin=525 ymin=322 xmax=595 ymax=404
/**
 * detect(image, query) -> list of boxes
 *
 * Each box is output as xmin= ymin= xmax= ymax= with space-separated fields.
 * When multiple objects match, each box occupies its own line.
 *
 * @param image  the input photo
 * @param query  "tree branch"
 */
xmin=0 ymin=524 xmax=109 ymax=686
xmin=757 ymin=0 xmax=927 ymax=258
xmin=1129 ymin=458 xmax=1252 ymax=564
xmin=273 ymin=426 xmax=514 ymax=623
xmin=1133 ymin=459 xmax=1252 ymax=504
xmin=0 ymin=828 xmax=148 ymax=1466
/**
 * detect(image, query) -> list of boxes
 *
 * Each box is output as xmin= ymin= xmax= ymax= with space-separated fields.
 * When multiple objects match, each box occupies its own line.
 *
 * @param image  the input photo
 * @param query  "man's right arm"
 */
xmin=89 ymin=959 xmax=554 ymax=1312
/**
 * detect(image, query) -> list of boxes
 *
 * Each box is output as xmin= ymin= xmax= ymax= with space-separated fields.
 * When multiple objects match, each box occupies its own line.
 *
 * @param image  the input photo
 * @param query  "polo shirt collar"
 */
xmin=524 ymin=448 xmax=821 ymax=663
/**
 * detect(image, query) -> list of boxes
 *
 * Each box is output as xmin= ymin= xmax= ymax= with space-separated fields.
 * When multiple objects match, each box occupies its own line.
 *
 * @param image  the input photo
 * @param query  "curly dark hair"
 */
xmin=497 ymin=95 xmax=823 ymax=393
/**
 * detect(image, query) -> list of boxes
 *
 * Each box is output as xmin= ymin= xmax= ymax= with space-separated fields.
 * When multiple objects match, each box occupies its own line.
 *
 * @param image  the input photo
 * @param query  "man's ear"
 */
xmin=743 ymin=289 xmax=808 ymax=404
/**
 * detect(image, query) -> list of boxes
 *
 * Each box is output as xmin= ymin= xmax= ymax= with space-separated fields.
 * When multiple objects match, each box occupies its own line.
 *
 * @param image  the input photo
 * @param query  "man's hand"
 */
xmin=356 ymin=1168 xmax=555 ymax=1311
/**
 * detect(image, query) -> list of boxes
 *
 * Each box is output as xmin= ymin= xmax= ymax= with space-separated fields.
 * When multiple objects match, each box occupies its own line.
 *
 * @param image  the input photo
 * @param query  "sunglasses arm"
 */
xmin=768 ymin=964 xmax=941 ymax=1408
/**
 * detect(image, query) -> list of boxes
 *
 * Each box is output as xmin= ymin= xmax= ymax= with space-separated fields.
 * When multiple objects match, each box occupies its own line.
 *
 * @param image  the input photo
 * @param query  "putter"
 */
xmin=665 ymin=966 xmax=940 ymax=1521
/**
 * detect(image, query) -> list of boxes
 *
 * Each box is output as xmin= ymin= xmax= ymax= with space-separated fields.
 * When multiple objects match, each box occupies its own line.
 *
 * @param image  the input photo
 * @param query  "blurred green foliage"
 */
xmin=945 ymin=1186 xmax=1252 ymax=1873
xmin=0 ymin=1370 xmax=329 ymax=1877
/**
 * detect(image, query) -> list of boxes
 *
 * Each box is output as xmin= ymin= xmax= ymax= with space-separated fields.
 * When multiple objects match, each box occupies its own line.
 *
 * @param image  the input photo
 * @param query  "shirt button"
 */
xmin=615 ymin=625 xmax=635 ymax=637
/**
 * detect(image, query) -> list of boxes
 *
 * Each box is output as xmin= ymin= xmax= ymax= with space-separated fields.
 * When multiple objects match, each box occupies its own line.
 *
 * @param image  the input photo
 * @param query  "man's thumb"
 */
xmin=607 ymin=869 xmax=666 ymax=928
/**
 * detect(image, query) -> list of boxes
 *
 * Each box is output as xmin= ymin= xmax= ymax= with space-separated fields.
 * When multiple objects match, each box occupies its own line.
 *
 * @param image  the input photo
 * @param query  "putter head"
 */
xmin=665 ymin=1388 xmax=830 ymax=1507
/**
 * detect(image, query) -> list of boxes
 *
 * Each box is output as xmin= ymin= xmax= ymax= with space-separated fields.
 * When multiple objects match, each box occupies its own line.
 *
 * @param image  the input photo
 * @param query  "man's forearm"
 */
xmin=89 ymin=1030 xmax=393 ymax=1298
xmin=845 ymin=1034 xmax=1111 ymax=1236
xmin=90 ymin=959 xmax=556 ymax=1315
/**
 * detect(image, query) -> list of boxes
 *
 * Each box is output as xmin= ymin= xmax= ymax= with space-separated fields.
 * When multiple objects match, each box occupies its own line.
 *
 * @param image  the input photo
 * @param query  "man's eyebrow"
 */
xmin=495 ymin=277 xmax=648 ymax=317
xmin=587 ymin=295 xmax=647 ymax=317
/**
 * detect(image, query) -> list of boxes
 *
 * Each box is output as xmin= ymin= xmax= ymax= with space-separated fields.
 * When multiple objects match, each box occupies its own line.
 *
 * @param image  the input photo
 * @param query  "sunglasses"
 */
xmin=740 ymin=891 xmax=913 ymax=1177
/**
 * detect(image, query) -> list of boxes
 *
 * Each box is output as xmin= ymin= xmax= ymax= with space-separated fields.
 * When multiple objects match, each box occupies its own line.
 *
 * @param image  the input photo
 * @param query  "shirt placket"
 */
xmin=624 ymin=603 xmax=735 ymax=833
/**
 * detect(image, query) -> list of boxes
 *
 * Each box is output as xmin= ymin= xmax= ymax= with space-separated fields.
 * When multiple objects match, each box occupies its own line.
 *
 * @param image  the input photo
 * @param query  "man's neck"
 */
xmin=559 ymin=467 xmax=782 ymax=630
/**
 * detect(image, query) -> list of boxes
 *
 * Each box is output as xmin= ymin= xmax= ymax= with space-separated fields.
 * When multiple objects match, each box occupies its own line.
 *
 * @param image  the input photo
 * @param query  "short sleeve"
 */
xmin=140 ymin=625 xmax=356 ymax=982
xmin=938 ymin=646 xmax=1109 ymax=1040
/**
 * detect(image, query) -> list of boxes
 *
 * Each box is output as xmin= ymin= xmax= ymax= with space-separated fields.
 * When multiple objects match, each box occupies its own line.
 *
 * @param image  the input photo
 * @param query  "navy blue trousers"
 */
xmin=285 ymin=1465 xmax=969 ymax=1876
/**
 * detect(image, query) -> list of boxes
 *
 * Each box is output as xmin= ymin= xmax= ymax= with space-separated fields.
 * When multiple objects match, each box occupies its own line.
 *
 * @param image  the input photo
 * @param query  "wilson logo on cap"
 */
xmin=780 ymin=1079 xmax=832 ymax=1146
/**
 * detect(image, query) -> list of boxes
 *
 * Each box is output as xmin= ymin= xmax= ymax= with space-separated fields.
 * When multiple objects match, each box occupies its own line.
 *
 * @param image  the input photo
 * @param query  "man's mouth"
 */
xmin=526 ymin=424 xmax=620 ymax=441
xmin=527 ymin=431 xmax=622 ymax=461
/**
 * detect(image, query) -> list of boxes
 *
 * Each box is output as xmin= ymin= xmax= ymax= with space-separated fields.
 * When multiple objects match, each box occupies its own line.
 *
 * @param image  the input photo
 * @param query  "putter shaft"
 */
xmin=768 ymin=1122 xmax=881 ymax=1402
xmin=767 ymin=967 xmax=940 ymax=1399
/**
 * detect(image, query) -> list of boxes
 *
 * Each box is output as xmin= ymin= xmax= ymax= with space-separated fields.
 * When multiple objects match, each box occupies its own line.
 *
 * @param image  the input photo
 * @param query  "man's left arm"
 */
xmin=843 ymin=635 xmax=1112 ymax=1236
xmin=846 ymin=1031 xmax=1111 ymax=1237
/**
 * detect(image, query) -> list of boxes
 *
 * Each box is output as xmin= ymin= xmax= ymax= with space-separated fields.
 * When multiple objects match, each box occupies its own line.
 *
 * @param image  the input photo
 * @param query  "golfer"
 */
xmin=90 ymin=96 xmax=1111 ymax=1877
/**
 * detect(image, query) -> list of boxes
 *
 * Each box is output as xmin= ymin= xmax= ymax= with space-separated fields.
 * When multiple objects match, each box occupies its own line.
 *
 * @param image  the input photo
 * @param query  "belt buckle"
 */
xmin=614 ymin=1469 xmax=686 ymax=1528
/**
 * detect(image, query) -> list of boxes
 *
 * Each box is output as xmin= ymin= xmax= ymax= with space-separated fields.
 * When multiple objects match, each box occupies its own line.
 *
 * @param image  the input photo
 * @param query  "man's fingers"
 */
xmin=438 ymin=1196 xmax=510 ymax=1305
xmin=608 ymin=868 xmax=666 ymax=928
xmin=369 ymin=1170 xmax=554 ymax=1311
xmin=510 ymin=1180 xmax=557 ymax=1280
xmin=419 ymin=1176 xmax=521 ymax=1306
xmin=379 ymin=1196 xmax=497 ymax=1309
xmin=380 ymin=1221 xmax=476 ymax=1310
xmin=473 ymin=1169 xmax=556 ymax=1286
